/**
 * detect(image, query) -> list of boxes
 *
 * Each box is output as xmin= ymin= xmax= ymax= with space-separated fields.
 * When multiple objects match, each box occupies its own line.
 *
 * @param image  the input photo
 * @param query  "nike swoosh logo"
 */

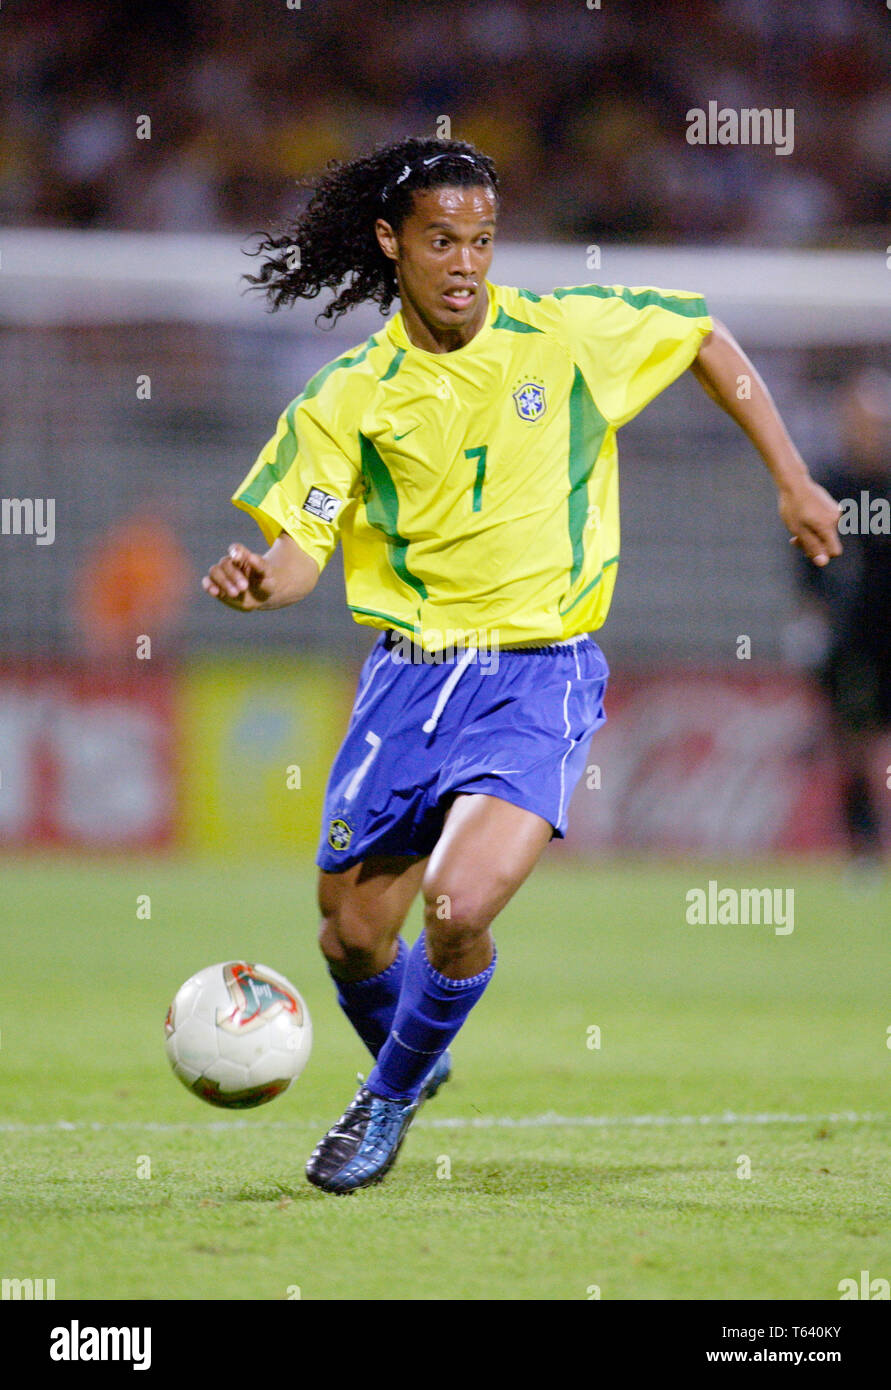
xmin=394 ymin=425 xmax=420 ymax=441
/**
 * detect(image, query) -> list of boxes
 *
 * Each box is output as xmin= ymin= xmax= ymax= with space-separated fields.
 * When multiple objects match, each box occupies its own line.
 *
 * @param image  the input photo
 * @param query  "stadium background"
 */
xmin=2 ymin=0 xmax=891 ymax=1311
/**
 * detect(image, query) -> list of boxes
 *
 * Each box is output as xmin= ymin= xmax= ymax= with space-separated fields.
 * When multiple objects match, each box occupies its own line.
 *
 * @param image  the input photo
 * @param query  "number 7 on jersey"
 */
xmin=464 ymin=446 xmax=488 ymax=513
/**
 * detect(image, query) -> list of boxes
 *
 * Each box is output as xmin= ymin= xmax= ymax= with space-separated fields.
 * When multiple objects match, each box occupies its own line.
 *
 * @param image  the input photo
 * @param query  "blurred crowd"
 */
xmin=3 ymin=0 xmax=890 ymax=243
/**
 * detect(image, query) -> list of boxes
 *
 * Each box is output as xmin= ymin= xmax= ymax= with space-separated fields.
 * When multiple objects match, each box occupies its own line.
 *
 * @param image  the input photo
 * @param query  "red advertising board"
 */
xmin=565 ymin=666 xmax=852 ymax=854
xmin=0 ymin=661 xmax=177 ymax=847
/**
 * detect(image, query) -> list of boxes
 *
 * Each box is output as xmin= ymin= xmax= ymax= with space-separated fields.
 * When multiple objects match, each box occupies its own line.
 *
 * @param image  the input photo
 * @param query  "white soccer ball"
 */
xmin=164 ymin=961 xmax=312 ymax=1109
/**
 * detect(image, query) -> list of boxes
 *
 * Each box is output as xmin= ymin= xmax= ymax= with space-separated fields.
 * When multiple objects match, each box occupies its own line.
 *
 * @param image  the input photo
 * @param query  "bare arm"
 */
xmin=202 ymin=531 xmax=319 ymax=611
xmin=690 ymin=318 xmax=842 ymax=567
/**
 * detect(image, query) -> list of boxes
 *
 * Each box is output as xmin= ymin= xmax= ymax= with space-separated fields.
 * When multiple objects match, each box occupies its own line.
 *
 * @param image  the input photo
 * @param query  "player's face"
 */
xmin=377 ymin=184 xmax=497 ymax=348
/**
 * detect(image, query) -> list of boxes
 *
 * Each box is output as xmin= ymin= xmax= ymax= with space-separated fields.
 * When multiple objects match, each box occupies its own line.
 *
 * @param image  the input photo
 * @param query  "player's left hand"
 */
xmin=778 ymin=478 xmax=842 ymax=567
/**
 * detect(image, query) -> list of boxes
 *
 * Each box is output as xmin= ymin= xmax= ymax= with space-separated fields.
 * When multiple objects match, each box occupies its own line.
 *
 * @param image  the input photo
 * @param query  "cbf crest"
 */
xmin=328 ymin=818 xmax=353 ymax=852
xmin=512 ymin=379 xmax=547 ymax=422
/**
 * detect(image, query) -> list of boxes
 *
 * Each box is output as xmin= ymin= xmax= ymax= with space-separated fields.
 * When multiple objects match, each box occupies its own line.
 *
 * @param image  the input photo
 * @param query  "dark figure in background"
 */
xmin=795 ymin=370 xmax=891 ymax=866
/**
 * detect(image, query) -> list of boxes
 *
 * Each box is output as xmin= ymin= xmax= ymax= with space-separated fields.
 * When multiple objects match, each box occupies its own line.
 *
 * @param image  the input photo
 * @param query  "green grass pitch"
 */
xmin=1 ymin=854 xmax=889 ymax=1301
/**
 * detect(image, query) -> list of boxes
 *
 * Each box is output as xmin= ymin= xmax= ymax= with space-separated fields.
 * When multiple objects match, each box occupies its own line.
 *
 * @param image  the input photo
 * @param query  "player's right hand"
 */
xmin=202 ymin=543 xmax=275 ymax=611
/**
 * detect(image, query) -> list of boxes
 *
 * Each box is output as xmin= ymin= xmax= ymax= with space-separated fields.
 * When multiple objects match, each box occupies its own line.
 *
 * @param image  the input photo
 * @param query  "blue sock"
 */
xmin=367 ymin=934 xmax=497 ymax=1102
xmin=330 ymin=937 xmax=408 ymax=1059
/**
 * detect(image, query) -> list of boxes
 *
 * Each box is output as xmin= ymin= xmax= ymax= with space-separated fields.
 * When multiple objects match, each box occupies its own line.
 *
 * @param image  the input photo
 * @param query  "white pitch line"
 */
xmin=0 ymin=1111 xmax=884 ymax=1135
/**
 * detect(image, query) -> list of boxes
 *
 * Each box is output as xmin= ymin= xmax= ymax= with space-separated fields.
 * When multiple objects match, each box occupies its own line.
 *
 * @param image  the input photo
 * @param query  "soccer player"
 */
xmin=203 ymin=137 xmax=841 ymax=1194
xmin=792 ymin=369 xmax=891 ymax=868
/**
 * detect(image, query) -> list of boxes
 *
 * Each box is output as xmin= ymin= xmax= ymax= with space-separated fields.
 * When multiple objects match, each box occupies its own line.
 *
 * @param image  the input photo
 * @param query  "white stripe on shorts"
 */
xmin=556 ymin=677 xmax=578 ymax=828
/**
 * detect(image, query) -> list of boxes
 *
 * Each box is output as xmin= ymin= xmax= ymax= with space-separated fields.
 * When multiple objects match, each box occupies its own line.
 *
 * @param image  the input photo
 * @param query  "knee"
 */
xmin=317 ymin=902 xmax=386 ymax=974
xmin=421 ymin=857 xmax=512 ymax=934
xmin=420 ymin=875 xmax=495 ymax=962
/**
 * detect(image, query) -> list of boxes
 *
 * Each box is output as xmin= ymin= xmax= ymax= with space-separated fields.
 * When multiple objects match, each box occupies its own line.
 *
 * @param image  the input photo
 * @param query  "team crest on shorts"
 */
xmin=512 ymin=380 xmax=547 ymax=421
xmin=328 ymin=818 xmax=353 ymax=852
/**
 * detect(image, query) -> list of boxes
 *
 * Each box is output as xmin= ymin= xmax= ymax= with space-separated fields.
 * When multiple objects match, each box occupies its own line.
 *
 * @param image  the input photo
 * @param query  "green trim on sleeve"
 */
xmin=554 ymin=285 xmax=708 ymax=318
xmin=235 ymin=336 xmax=377 ymax=509
xmin=302 ymin=335 xmax=376 ymax=400
xmin=236 ymin=397 xmax=301 ymax=508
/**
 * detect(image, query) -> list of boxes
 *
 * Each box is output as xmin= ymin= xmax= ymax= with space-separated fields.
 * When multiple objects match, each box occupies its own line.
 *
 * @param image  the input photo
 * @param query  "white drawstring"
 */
xmin=422 ymin=646 xmax=478 ymax=734
xmin=418 ymin=633 xmax=589 ymax=735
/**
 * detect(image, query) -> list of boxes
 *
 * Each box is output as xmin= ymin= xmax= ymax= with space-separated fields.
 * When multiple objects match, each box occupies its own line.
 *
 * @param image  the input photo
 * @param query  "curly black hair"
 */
xmin=244 ymin=136 xmax=499 ymax=324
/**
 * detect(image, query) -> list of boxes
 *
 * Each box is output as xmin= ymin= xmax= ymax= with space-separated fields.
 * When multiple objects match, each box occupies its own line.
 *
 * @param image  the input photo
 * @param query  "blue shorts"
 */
xmin=316 ymin=631 xmax=609 ymax=872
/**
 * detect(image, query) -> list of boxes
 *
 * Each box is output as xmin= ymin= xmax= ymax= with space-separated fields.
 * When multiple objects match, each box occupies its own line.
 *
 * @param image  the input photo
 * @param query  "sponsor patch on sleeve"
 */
xmin=302 ymin=487 xmax=344 ymax=523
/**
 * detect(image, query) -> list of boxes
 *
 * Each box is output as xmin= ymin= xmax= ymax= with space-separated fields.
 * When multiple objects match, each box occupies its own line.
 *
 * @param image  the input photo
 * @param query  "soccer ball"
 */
xmin=164 ymin=961 xmax=312 ymax=1109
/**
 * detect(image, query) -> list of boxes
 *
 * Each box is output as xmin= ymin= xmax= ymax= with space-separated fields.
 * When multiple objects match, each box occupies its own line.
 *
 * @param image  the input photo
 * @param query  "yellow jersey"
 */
xmin=233 ymin=281 xmax=711 ymax=650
